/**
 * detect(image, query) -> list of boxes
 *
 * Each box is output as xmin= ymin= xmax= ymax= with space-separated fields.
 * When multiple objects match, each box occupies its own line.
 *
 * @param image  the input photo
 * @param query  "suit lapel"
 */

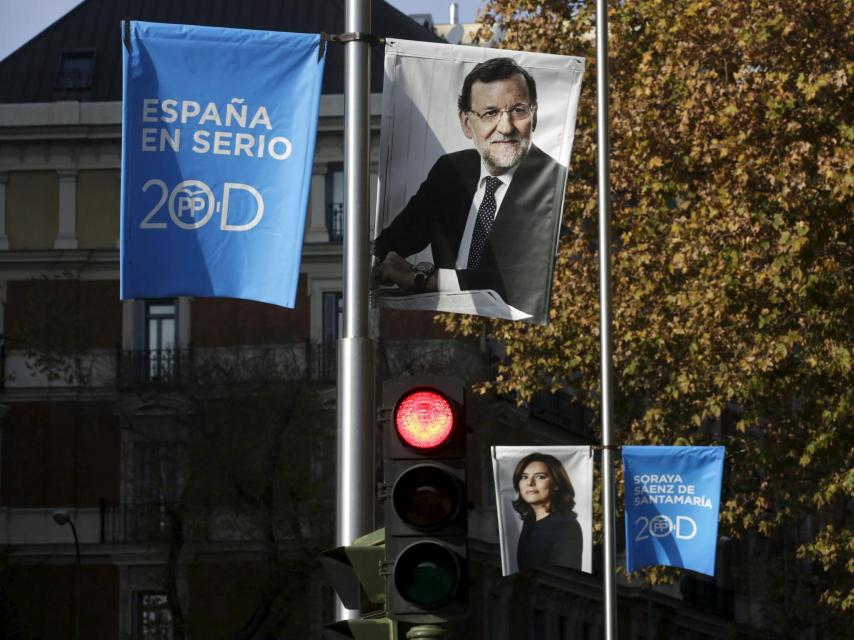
xmin=485 ymin=146 xmax=549 ymax=265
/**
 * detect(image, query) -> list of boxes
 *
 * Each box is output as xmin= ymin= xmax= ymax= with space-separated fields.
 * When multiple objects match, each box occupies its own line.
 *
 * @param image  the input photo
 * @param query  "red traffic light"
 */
xmin=395 ymin=389 xmax=455 ymax=449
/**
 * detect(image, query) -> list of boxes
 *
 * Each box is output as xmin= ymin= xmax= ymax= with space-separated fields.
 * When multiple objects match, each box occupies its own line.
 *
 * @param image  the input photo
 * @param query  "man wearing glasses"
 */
xmin=372 ymin=57 xmax=565 ymax=323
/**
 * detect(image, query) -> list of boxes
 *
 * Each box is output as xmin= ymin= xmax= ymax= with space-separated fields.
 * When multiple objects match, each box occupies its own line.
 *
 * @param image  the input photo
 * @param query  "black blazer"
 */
xmin=374 ymin=144 xmax=567 ymax=324
xmin=517 ymin=510 xmax=583 ymax=572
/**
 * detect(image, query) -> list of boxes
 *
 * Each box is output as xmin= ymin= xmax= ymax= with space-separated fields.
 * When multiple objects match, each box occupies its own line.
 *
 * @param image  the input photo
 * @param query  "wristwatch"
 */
xmin=412 ymin=262 xmax=436 ymax=292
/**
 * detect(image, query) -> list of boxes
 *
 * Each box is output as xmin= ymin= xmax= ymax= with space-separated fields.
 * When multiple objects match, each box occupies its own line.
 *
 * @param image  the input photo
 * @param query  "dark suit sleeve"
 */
xmin=373 ymin=158 xmax=446 ymax=261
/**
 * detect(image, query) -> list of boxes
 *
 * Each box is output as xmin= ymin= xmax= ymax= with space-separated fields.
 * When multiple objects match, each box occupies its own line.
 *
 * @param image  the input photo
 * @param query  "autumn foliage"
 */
xmin=444 ymin=0 xmax=853 ymax=631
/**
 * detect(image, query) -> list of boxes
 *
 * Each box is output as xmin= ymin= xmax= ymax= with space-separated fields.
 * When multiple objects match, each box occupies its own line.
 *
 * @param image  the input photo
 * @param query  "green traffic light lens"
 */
xmin=394 ymin=541 xmax=461 ymax=607
xmin=393 ymin=464 xmax=462 ymax=530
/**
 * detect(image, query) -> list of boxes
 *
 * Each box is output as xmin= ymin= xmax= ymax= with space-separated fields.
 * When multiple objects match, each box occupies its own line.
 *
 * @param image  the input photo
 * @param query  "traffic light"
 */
xmin=321 ymin=528 xmax=397 ymax=640
xmin=382 ymin=376 xmax=467 ymax=621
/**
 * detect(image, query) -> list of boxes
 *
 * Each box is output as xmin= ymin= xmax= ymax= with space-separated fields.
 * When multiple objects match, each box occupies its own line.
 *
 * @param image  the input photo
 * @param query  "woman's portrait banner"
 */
xmin=371 ymin=40 xmax=585 ymax=325
xmin=492 ymin=446 xmax=593 ymax=576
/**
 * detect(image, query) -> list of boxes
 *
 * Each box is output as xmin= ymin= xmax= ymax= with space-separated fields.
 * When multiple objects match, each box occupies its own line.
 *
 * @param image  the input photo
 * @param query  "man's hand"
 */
xmin=371 ymin=251 xmax=416 ymax=290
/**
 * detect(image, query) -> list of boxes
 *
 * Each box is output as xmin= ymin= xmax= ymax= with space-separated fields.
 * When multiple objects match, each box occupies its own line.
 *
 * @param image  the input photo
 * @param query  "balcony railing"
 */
xmin=115 ymin=348 xmax=193 ymax=389
xmin=305 ymin=340 xmax=337 ymax=381
xmin=101 ymin=501 xmax=177 ymax=544
xmin=115 ymin=343 xmax=337 ymax=389
xmin=99 ymin=500 xmax=333 ymax=544
xmin=326 ymin=202 xmax=344 ymax=242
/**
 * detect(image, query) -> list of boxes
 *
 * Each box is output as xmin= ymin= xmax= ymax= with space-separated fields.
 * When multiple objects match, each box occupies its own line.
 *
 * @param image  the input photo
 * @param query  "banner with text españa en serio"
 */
xmin=120 ymin=21 xmax=325 ymax=307
xmin=622 ymin=446 xmax=725 ymax=576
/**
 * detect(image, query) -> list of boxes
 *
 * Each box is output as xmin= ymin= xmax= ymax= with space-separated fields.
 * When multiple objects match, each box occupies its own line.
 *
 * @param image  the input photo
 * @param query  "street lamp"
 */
xmin=52 ymin=509 xmax=80 ymax=640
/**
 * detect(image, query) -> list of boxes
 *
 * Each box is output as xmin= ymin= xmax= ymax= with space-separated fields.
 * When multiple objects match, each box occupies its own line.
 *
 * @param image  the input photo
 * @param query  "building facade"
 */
xmin=0 ymin=1 xmax=781 ymax=639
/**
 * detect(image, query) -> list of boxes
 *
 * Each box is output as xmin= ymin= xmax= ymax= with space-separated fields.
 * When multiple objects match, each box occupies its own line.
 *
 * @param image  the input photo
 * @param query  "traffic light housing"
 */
xmin=321 ymin=529 xmax=397 ymax=640
xmin=382 ymin=377 xmax=467 ymax=621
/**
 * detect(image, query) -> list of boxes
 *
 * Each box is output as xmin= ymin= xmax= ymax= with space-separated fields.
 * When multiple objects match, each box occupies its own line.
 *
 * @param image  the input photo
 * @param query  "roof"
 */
xmin=0 ymin=0 xmax=442 ymax=103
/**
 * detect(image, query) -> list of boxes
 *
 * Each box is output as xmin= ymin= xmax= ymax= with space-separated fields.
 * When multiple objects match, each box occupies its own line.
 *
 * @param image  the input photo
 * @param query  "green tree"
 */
xmin=446 ymin=0 xmax=853 ymax=633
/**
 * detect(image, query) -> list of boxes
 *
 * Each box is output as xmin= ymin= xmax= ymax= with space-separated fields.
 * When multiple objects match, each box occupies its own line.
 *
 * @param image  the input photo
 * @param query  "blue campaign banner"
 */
xmin=120 ymin=21 xmax=325 ymax=307
xmin=622 ymin=446 xmax=725 ymax=576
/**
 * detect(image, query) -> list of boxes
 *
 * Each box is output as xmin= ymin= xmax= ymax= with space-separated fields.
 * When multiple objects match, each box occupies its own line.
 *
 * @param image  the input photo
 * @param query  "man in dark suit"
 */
xmin=372 ymin=57 xmax=566 ymax=324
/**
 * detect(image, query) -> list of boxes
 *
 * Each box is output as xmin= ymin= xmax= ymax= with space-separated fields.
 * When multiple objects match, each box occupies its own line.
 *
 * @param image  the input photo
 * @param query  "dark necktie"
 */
xmin=467 ymin=176 xmax=502 ymax=269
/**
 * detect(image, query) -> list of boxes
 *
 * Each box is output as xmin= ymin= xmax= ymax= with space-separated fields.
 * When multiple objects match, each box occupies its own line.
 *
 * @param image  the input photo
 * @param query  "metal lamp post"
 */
xmin=52 ymin=509 xmax=80 ymax=640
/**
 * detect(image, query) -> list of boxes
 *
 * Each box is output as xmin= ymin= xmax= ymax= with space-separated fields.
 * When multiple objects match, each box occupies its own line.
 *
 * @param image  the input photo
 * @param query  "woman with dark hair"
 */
xmin=513 ymin=452 xmax=583 ymax=571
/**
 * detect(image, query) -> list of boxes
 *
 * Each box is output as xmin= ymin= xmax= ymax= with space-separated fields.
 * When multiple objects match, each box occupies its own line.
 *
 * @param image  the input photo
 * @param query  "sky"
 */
xmin=0 ymin=0 xmax=487 ymax=62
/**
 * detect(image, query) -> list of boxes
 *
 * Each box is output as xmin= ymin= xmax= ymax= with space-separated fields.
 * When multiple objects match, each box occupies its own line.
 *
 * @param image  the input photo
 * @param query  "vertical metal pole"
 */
xmin=336 ymin=0 xmax=374 ymax=622
xmin=596 ymin=0 xmax=619 ymax=636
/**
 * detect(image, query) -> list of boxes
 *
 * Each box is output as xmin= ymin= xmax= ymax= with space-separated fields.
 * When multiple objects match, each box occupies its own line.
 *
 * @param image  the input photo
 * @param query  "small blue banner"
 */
xmin=622 ymin=446 xmax=725 ymax=576
xmin=120 ymin=21 xmax=325 ymax=307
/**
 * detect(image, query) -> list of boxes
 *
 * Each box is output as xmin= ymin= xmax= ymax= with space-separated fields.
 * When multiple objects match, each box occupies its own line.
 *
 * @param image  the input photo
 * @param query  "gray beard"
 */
xmin=475 ymin=135 xmax=532 ymax=175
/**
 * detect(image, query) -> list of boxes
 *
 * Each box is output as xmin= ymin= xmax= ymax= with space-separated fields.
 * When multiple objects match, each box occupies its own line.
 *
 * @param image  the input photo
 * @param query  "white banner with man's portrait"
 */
xmin=371 ymin=40 xmax=585 ymax=325
xmin=492 ymin=446 xmax=593 ymax=575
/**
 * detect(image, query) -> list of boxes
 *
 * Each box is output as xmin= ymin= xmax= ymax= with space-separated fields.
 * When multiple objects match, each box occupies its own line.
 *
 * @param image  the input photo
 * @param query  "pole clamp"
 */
xmin=322 ymin=31 xmax=386 ymax=47
xmin=589 ymin=444 xmax=622 ymax=455
xmin=376 ymin=482 xmax=392 ymax=501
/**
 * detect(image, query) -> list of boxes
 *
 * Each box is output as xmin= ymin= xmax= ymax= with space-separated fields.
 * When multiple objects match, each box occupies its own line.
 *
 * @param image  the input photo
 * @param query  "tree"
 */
xmin=119 ymin=348 xmax=336 ymax=640
xmin=8 ymin=281 xmax=336 ymax=639
xmin=444 ymin=0 xmax=853 ymax=634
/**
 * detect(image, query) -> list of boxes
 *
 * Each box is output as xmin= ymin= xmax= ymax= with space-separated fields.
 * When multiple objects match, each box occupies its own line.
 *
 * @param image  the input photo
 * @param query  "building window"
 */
xmin=133 ymin=441 xmax=179 ymax=504
xmin=119 ymin=298 xmax=190 ymax=388
xmin=146 ymin=300 xmax=176 ymax=381
xmin=533 ymin=609 xmax=547 ymax=639
xmin=130 ymin=440 xmax=183 ymax=540
xmin=132 ymin=591 xmax=173 ymax=639
xmin=559 ymin=615 xmax=570 ymax=640
xmin=325 ymin=163 xmax=344 ymax=241
xmin=322 ymin=292 xmax=343 ymax=346
xmin=319 ymin=291 xmax=342 ymax=379
xmin=581 ymin=621 xmax=592 ymax=640
xmin=56 ymin=49 xmax=95 ymax=90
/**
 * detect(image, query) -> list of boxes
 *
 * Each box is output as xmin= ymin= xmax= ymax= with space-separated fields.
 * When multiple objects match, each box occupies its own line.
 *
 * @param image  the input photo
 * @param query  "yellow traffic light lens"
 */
xmin=393 ymin=464 xmax=462 ymax=530
xmin=395 ymin=389 xmax=455 ymax=449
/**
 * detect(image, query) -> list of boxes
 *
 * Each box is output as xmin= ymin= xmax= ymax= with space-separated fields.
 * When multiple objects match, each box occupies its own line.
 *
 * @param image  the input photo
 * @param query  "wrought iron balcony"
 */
xmin=100 ymin=501 xmax=178 ymax=544
xmin=305 ymin=340 xmax=337 ymax=381
xmin=115 ymin=343 xmax=337 ymax=389
xmin=99 ymin=500 xmax=333 ymax=544
xmin=115 ymin=348 xmax=193 ymax=389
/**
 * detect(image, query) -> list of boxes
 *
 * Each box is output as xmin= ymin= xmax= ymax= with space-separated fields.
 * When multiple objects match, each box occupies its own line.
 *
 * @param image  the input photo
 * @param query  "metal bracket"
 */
xmin=379 ymin=560 xmax=394 ymax=577
xmin=322 ymin=31 xmax=386 ymax=47
xmin=591 ymin=444 xmax=621 ymax=453
xmin=376 ymin=482 xmax=392 ymax=501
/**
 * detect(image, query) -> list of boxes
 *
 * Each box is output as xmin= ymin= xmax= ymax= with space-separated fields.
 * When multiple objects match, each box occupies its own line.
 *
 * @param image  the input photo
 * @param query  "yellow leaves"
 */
xmin=791 ymin=67 xmax=847 ymax=114
xmin=480 ymin=0 xmax=852 ymax=616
